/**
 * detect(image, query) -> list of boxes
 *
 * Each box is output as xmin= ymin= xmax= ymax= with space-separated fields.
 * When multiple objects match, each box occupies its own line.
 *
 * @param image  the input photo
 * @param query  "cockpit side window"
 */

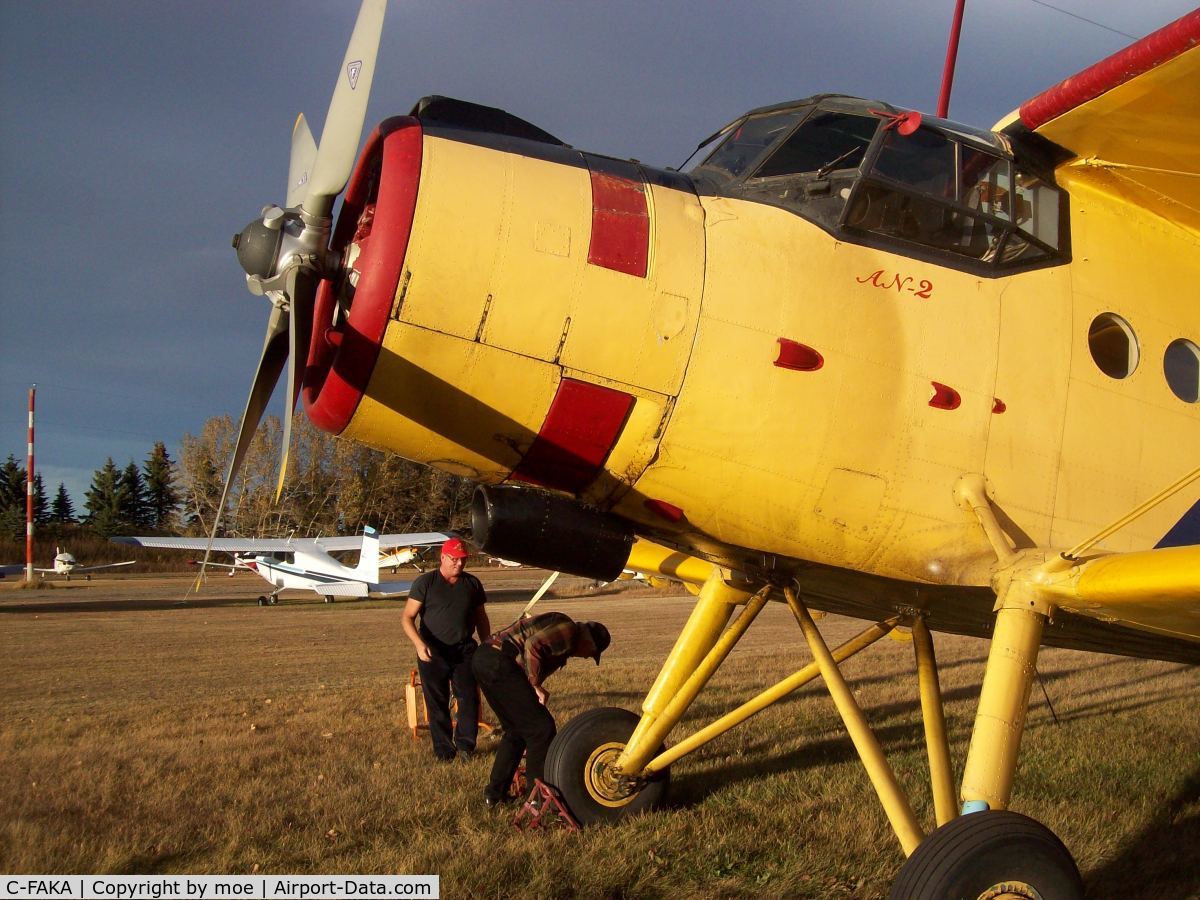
xmin=845 ymin=125 xmax=1065 ymax=269
xmin=754 ymin=111 xmax=879 ymax=178
xmin=872 ymin=127 xmax=955 ymax=196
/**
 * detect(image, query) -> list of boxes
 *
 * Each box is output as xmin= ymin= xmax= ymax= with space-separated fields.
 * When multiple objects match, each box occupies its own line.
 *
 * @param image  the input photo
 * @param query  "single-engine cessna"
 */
xmin=0 ymin=548 xmax=136 ymax=581
xmin=113 ymin=529 xmax=449 ymax=605
xmin=219 ymin=1 xmax=1199 ymax=894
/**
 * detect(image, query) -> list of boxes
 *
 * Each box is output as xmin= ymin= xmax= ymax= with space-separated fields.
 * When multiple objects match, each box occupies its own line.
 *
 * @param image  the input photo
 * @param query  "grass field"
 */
xmin=1 ymin=570 xmax=1197 ymax=898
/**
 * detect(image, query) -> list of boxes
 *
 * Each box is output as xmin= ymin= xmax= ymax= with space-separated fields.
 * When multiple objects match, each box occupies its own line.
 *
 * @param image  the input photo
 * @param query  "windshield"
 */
xmin=755 ymin=111 xmax=879 ymax=178
xmin=692 ymin=111 xmax=806 ymax=179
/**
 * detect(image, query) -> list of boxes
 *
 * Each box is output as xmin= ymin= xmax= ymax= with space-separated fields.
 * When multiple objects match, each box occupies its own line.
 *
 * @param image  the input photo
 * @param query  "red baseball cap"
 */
xmin=441 ymin=537 xmax=469 ymax=558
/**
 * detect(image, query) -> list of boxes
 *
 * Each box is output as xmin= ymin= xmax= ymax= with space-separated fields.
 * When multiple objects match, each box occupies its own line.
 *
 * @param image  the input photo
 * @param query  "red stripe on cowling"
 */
xmin=304 ymin=117 xmax=423 ymax=435
xmin=511 ymin=378 xmax=635 ymax=494
xmin=587 ymin=170 xmax=649 ymax=277
xmin=1019 ymin=9 xmax=1200 ymax=130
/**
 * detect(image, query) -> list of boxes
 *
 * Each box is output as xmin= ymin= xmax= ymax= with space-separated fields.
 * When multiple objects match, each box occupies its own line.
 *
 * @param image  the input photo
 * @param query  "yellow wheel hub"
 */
xmin=977 ymin=883 xmax=1043 ymax=900
xmin=584 ymin=741 xmax=640 ymax=808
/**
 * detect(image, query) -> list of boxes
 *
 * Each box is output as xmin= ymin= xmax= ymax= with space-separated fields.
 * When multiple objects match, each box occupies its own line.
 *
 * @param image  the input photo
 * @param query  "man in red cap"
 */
xmin=402 ymin=537 xmax=490 ymax=760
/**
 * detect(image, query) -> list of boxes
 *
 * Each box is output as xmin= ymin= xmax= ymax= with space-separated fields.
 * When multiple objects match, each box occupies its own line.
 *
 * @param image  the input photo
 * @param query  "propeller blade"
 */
xmin=287 ymin=114 xmax=318 ymax=209
xmin=276 ymin=268 xmax=317 ymax=501
xmin=305 ymin=0 xmax=387 ymax=216
xmin=197 ymin=305 xmax=290 ymax=582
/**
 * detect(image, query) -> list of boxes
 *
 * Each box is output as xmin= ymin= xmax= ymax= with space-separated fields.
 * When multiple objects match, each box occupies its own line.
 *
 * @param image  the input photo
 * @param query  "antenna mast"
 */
xmin=937 ymin=0 xmax=967 ymax=118
xmin=25 ymin=385 xmax=36 ymax=582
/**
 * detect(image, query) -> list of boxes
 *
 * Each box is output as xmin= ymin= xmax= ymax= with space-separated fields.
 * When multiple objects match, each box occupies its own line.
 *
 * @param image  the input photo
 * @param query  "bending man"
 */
xmin=472 ymin=611 xmax=610 ymax=806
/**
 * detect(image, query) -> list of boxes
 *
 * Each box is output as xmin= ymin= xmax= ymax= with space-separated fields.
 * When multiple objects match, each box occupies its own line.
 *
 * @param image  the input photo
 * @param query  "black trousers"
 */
xmin=471 ymin=643 xmax=557 ymax=801
xmin=416 ymin=638 xmax=479 ymax=759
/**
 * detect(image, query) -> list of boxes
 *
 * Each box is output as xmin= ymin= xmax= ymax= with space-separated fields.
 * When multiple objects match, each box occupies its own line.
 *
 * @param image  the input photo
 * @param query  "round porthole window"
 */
xmin=1164 ymin=338 xmax=1200 ymax=403
xmin=1088 ymin=313 xmax=1139 ymax=379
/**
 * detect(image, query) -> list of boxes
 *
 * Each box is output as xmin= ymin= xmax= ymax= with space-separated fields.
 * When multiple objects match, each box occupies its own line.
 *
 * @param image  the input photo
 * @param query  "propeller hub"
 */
xmin=232 ymin=215 xmax=284 ymax=278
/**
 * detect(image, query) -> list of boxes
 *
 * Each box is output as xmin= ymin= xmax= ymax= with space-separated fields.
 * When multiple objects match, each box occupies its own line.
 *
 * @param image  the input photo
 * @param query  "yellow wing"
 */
xmin=998 ymin=10 xmax=1200 ymax=234
xmin=1036 ymin=545 xmax=1200 ymax=644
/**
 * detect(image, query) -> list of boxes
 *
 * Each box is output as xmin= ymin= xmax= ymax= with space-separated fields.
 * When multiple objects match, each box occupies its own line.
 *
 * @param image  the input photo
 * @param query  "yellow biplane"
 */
xmin=224 ymin=2 xmax=1199 ymax=895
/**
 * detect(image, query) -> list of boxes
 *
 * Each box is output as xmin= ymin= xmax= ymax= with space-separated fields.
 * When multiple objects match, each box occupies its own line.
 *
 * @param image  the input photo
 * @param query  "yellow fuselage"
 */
xmin=325 ymin=122 xmax=1199 ymax=591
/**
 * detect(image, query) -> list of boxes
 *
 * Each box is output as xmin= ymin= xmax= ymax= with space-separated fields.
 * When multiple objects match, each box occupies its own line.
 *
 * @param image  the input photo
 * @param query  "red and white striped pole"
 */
xmin=25 ymin=384 xmax=35 ymax=582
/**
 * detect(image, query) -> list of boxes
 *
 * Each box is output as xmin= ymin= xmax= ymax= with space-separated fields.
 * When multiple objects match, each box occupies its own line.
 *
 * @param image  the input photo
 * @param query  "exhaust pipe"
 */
xmin=471 ymin=485 xmax=634 ymax=581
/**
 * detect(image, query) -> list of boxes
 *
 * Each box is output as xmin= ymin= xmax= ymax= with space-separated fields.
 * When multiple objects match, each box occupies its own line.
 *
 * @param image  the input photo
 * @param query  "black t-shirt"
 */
xmin=410 ymin=570 xmax=486 ymax=645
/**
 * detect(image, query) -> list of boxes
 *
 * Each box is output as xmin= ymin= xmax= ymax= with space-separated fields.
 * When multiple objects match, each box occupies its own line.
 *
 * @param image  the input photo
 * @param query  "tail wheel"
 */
xmin=544 ymin=707 xmax=669 ymax=825
xmin=889 ymin=810 xmax=1083 ymax=900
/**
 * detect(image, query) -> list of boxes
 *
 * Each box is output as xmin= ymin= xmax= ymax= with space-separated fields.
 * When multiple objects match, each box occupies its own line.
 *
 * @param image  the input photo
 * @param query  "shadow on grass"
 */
xmin=1083 ymin=764 xmax=1200 ymax=899
xmin=664 ymin=715 xmax=931 ymax=812
xmin=0 ymin=597 xmax=257 ymax=613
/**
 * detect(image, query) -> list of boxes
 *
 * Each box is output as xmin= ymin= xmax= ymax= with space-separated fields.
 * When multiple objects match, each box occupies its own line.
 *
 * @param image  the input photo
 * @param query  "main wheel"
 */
xmin=324 ymin=595 xmax=334 ymax=603
xmin=257 ymin=596 xmax=268 ymax=606
xmin=889 ymin=810 xmax=1083 ymax=900
xmin=544 ymin=707 xmax=669 ymax=825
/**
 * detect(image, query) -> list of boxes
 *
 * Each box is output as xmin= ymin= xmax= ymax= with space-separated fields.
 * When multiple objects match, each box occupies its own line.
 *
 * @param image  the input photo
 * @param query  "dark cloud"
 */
xmin=2 ymin=0 xmax=1194 ymax=505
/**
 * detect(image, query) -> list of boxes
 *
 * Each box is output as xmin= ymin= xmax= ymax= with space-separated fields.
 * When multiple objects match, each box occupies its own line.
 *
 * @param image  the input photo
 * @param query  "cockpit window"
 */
xmin=846 ymin=124 xmax=1064 ymax=268
xmin=687 ymin=96 xmax=1068 ymax=277
xmin=697 ymin=111 xmax=805 ymax=179
xmin=754 ymin=111 xmax=879 ymax=178
xmin=1011 ymin=170 xmax=1060 ymax=249
xmin=873 ymin=127 xmax=955 ymax=195
xmin=960 ymin=147 xmax=1008 ymax=215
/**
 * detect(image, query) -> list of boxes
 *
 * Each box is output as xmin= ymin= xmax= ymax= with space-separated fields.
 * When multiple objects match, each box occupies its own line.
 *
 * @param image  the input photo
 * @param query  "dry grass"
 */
xmin=1 ymin=571 xmax=1197 ymax=898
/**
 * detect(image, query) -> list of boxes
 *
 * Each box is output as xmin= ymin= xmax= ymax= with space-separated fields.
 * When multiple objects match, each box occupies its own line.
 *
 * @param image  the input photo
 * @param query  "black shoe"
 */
xmin=483 ymin=793 xmax=505 ymax=808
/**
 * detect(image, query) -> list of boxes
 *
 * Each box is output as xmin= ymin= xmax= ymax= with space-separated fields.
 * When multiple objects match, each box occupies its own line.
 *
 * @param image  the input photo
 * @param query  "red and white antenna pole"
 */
xmin=937 ymin=0 xmax=967 ymax=118
xmin=25 ymin=384 xmax=36 ymax=582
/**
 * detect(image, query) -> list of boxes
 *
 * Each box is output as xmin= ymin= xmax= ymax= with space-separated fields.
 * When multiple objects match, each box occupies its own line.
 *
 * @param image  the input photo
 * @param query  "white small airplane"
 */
xmin=0 ymin=549 xmax=136 ymax=581
xmin=487 ymin=557 xmax=523 ymax=568
xmin=112 ymin=528 xmax=451 ymax=605
xmin=378 ymin=544 xmax=434 ymax=572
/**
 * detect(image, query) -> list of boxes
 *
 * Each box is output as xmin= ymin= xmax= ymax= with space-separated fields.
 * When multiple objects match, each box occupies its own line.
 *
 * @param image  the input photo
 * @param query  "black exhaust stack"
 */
xmin=471 ymin=485 xmax=634 ymax=581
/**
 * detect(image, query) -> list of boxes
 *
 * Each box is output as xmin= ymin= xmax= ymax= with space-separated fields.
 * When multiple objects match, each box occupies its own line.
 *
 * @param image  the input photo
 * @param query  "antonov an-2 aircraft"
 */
xmin=219 ymin=2 xmax=1198 ymax=895
xmin=113 ymin=529 xmax=448 ymax=605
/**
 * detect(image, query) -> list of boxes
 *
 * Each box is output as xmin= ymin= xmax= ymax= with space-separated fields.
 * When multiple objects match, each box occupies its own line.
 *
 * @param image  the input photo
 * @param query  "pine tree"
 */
xmin=143 ymin=441 xmax=179 ymax=531
xmin=33 ymin=473 xmax=49 ymax=525
xmin=84 ymin=458 xmax=127 ymax=537
xmin=51 ymin=482 xmax=77 ymax=524
xmin=0 ymin=455 xmax=27 ymax=539
xmin=119 ymin=460 xmax=150 ymax=530
xmin=0 ymin=454 xmax=23 ymax=511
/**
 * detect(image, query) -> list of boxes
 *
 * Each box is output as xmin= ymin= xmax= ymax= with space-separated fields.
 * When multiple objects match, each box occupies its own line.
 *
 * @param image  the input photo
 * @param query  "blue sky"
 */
xmin=1 ymin=0 xmax=1195 ymax=511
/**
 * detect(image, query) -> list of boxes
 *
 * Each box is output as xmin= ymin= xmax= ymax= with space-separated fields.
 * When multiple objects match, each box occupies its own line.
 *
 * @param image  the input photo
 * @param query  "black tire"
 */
xmin=257 ymin=596 xmax=268 ymax=606
xmin=324 ymin=595 xmax=334 ymax=604
xmin=889 ymin=810 xmax=1083 ymax=900
xmin=544 ymin=707 xmax=669 ymax=826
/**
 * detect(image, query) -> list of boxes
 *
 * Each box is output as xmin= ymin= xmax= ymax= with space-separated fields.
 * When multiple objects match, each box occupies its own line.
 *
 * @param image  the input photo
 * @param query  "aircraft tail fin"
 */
xmin=353 ymin=526 xmax=381 ymax=583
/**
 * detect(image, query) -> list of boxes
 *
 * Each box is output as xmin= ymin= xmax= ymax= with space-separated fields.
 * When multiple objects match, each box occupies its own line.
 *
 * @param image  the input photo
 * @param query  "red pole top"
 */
xmin=937 ymin=0 xmax=967 ymax=119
